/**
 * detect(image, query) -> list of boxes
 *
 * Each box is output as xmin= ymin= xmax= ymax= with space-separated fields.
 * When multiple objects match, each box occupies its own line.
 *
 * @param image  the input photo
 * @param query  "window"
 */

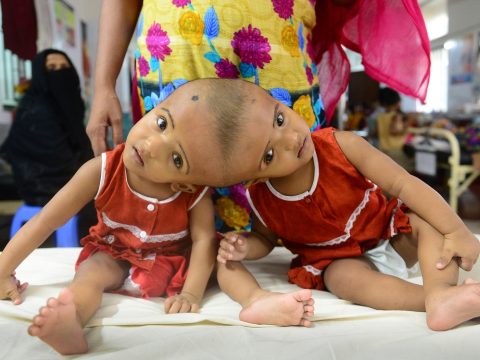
xmin=417 ymin=47 xmax=448 ymax=113
xmin=0 ymin=6 xmax=32 ymax=108
xmin=422 ymin=0 xmax=448 ymax=41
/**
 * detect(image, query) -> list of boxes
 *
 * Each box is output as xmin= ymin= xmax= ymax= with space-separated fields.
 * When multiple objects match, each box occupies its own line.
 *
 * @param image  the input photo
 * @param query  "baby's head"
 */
xmin=124 ymin=78 xmax=313 ymax=190
xmin=212 ymin=80 xmax=315 ymax=187
xmin=124 ymin=78 xmax=251 ymax=190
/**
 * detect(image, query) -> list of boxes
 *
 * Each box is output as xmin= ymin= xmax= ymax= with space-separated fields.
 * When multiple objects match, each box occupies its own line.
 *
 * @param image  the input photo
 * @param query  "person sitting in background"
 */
xmin=376 ymin=87 xmax=413 ymax=171
xmin=1 ymin=49 xmax=93 ymax=207
xmin=344 ymin=103 xmax=366 ymax=131
xmin=366 ymin=100 xmax=382 ymax=147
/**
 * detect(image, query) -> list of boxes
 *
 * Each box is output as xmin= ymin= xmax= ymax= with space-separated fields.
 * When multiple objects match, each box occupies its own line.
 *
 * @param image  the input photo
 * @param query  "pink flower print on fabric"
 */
xmin=215 ymin=59 xmax=239 ymax=78
xmin=138 ymin=56 xmax=150 ymax=77
xmin=229 ymin=183 xmax=251 ymax=212
xmin=146 ymin=22 xmax=172 ymax=61
xmin=231 ymin=25 xmax=272 ymax=69
xmin=271 ymin=0 xmax=294 ymax=20
xmin=306 ymin=34 xmax=315 ymax=62
xmin=172 ymin=0 xmax=191 ymax=8
xmin=305 ymin=66 xmax=313 ymax=85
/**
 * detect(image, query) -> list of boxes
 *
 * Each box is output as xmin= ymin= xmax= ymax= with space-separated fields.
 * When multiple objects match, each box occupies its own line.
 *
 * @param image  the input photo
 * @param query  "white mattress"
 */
xmin=0 ymin=246 xmax=479 ymax=360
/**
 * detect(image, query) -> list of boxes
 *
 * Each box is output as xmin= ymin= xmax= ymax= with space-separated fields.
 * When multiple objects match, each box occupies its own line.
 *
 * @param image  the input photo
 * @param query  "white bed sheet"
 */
xmin=0 ymin=246 xmax=479 ymax=360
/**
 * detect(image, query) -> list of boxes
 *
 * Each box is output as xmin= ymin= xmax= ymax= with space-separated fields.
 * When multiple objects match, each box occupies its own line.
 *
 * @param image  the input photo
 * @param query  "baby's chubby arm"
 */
xmin=164 ymin=193 xmax=217 ymax=314
xmin=217 ymin=214 xmax=278 ymax=264
xmin=0 ymin=157 xmax=101 ymax=304
xmin=334 ymin=131 xmax=480 ymax=271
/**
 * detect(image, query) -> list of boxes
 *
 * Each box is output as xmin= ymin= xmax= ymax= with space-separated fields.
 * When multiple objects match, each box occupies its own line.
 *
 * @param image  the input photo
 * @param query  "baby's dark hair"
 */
xmin=200 ymin=79 xmax=251 ymax=175
xmin=173 ymin=78 xmax=254 ymax=185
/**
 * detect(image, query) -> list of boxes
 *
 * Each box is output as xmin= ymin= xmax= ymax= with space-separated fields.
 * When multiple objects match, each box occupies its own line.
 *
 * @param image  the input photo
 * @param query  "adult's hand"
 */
xmin=86 ymin=87 xmax=124 ymax=155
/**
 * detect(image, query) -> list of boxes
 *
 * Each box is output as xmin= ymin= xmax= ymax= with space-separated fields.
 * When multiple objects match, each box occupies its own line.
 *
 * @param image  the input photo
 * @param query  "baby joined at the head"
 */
xmin=131 ymin=78 xmax=314 ymax=191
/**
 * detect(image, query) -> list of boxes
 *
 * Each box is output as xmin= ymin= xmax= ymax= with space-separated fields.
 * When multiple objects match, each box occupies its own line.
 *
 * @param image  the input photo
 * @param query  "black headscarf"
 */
xmin=30 ymin=49 xmax=87 ymax=150
xmin=1 ymin=48 xmax=93 ymax=206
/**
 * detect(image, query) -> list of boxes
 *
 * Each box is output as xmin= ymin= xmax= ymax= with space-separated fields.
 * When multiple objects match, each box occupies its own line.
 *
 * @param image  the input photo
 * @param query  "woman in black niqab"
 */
xmin=1 ymin=49 xmax=93 ymax=206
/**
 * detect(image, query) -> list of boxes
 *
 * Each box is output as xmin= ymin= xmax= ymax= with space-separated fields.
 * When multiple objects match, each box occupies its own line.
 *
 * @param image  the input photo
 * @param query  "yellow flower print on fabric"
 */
xmin=179 ymin=11 xmax=205 ymax=45
xmin=281 ymin=25 xmax=300 ymax=57
xmin=293 ymin=94 xmax=315 ymax=128
xmin=216 ymin=197 xmax=250 ymax=230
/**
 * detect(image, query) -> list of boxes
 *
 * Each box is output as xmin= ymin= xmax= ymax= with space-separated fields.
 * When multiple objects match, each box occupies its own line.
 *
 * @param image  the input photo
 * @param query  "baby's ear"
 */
xmin=170 ymin=182 xmax=197 ymax=193
xmin=243 ymin=178 xmax=267 ymax=189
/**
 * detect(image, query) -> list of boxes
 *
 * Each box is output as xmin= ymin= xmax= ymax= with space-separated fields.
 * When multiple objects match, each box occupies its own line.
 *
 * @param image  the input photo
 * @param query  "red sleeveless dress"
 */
xmin=76 ymin=144 xmax=209 ymax=298
xmin=247 ymin=128 xmax=412 ymax=290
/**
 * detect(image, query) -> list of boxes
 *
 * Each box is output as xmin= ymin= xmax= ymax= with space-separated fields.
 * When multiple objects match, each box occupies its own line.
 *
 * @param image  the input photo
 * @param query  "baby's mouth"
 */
xmin=133 ymin=146 xmax=144 ymax=166
xmin=297 ymin=137 xmax=306 ymax=158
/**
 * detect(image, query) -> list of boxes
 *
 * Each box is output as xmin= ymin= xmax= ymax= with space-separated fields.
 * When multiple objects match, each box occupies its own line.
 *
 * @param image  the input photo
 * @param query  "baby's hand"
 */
xmin=217 ymin=232 xmax=249 ymax=264
xmin=0 ymin=272 xmax=28 ymax=305
xmin=164 ymin=291 xmax=200 ymax=314
xmin=436 ymin=228 xmax=480 ymax=271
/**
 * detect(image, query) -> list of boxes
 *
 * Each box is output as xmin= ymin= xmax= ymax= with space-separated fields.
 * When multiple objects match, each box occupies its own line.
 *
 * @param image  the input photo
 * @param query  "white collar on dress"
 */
xmin=265 ymin=148 xmax=319 ymax=201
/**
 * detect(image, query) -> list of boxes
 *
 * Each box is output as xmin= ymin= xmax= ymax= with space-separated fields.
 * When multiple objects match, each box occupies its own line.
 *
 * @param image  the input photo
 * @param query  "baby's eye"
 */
xmin=157 ymin=116 xmax=167 ymax=131
xmin=264 ymin=149 xmax=274 ymax=165
xmin=172 ymin=153 xmax=183 ymax=168
xmin=276 ymin=112 xmax=285 ymax=127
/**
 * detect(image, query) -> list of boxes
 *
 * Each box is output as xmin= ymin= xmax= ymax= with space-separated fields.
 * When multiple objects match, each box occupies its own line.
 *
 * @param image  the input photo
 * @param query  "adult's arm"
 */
xmin=86 ymin=0 xmax=143 ymax=155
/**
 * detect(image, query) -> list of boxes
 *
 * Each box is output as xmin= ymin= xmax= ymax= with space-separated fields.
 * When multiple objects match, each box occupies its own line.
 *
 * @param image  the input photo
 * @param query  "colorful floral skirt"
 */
xmin=135 ymin=0 xmax=325 ymax=231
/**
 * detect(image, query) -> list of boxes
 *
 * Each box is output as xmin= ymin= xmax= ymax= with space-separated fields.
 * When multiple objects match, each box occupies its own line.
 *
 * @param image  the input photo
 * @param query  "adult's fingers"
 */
xmin=87 ymin=122 xmax=108 ymax=156
xmin=110 ymin=110 xmax=124 ymax=147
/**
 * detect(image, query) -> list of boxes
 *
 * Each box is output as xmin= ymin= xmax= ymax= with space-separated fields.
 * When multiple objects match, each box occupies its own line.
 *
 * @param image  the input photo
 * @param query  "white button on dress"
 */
xmin=140 ymin=231 xmax=147 ymax=239
xmin=147 ymin=204 xmax=155 ymax=211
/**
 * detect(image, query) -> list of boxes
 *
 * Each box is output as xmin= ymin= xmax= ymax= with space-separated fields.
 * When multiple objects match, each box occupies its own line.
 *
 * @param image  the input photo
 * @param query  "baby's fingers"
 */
xmin=7 ymin=287 xmax=22 ymax=305
xmin=217 ymin=248 xmax=232 ymax=263
xmin=436 ymin=248 xmax=455 ymax=270
xmin=166 ymin=298 xmax=196 ymax=314
xmin=224 ymin=233 xmax=246 ymax=245
xmin=219 ymin=240 xmax=235 ymax=254
xmin=458 ymin=257 xmax=475 ymax=272
xmin=167 ymin=300 xmax=182 ymax=314
xmin=164 ymin=296 xmax=175 ymax=312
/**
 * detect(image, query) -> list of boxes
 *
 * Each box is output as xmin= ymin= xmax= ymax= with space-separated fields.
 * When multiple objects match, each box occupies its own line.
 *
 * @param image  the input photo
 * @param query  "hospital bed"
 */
xmin=0 ymin=246 xmax=479 ymax=360
xmin=407 ymin=127 xmax=480 ymax=213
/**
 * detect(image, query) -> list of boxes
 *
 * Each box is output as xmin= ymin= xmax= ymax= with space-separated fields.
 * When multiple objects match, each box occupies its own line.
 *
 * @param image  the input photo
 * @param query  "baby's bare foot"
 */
xmin=239 ymin=289 xmax=314 ymax=326
xmin=27 ymin=288 xmax=88 ymax=355
xmin=426 ymin=278 xmax=480 ymax=331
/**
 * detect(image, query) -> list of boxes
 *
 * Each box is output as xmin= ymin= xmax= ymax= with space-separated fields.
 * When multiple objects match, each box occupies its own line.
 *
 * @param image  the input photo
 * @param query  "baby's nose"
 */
xmin=283 ymin=131 xmax=299 ymax=150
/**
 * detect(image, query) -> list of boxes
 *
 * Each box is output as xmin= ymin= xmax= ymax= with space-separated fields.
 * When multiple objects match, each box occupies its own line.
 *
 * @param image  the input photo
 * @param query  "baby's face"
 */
xmin=124 ymin=85 xmax=223 ymax=187
xmin=226 ymin=84 xmax=314 ymax=184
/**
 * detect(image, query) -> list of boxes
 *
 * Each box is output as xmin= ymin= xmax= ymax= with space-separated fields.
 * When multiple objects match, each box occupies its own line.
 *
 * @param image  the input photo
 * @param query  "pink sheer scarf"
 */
xmin=313 ymin=0 xmax=431 ymax=121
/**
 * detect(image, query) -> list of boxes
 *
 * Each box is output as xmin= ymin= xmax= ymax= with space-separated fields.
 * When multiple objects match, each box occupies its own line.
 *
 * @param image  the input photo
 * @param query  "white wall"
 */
xmin=66 ymin=0 xmax=132 ymax=114
xmin=448 ymin=0 xmax=480 ymax=35
xmin=66 ymin=0 xmax=101 ymax=91
xmin=445 ymin=0 xmax=480 ymax=112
